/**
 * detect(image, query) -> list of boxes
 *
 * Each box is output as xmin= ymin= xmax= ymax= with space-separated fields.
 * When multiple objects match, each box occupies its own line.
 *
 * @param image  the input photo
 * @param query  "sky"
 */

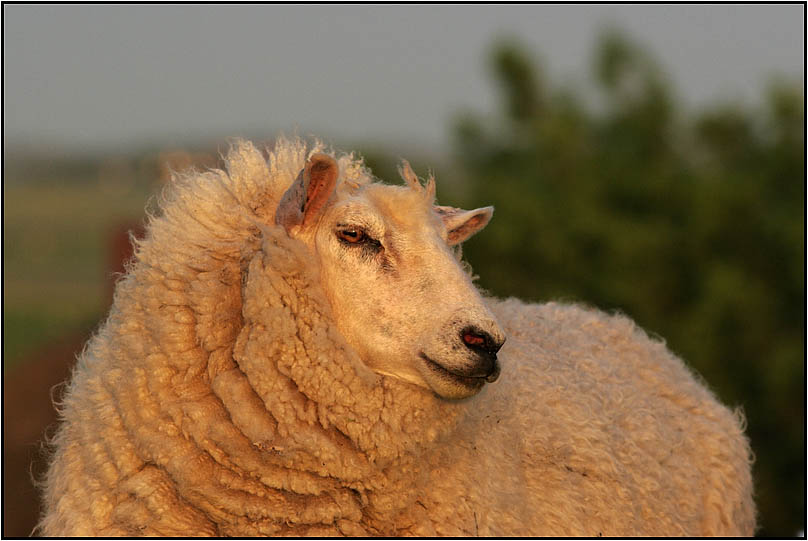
xmin=3 ymin=4 xmax=804 ymax=155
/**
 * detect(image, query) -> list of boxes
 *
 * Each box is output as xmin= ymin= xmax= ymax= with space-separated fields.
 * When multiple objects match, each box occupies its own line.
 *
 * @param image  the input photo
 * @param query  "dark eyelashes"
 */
xmin=335 ymin=226 xmax=382 ymax=251
xmin=336 ymin=228 xmax=366 ymax=244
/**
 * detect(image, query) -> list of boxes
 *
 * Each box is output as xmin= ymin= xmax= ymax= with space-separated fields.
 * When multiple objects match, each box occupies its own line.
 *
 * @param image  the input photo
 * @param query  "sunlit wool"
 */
xmin=39 ymin=138 xmax=755 ymax=536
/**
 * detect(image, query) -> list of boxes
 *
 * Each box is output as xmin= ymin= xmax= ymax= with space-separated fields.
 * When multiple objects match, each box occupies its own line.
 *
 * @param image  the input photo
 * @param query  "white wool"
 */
xmin=38 ymin=137 xmax=755 ymax=536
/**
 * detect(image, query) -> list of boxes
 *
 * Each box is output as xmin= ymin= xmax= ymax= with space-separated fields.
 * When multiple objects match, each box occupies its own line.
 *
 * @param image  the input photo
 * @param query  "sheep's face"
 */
xmin=276 ymin=154 xmax=505 ymax=400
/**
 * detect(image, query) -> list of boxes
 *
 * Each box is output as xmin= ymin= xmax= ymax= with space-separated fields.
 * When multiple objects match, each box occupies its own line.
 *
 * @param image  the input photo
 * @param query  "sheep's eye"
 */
xmin=336 ymin=228 xmax=366 ymax=244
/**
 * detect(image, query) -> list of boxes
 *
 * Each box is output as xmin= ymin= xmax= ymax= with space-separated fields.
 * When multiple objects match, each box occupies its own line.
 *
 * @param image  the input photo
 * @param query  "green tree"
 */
xmin=451 ymin=31 xmax=804 ymax=537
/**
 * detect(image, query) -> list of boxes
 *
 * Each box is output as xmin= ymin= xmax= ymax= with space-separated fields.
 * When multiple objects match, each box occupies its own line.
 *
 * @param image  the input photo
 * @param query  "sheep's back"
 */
xmin=483 ymin=298 xmax=755 ymax=536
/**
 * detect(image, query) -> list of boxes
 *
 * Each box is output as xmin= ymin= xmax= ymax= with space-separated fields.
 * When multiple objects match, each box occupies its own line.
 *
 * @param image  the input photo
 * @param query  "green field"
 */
xmin=3 ymin=177 xmax=156 ymax=371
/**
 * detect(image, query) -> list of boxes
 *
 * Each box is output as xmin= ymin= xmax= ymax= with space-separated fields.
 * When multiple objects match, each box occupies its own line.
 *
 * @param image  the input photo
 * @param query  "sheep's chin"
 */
xmin=371 ymin=358 xmax=486 ymax=400
xmin=417 ymin=353 xmax=487 ymax=400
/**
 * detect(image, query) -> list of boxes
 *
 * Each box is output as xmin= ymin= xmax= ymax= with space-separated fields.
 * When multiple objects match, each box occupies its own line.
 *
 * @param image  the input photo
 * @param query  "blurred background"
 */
xmin=3 ymin=4 xmax=804 ymax=537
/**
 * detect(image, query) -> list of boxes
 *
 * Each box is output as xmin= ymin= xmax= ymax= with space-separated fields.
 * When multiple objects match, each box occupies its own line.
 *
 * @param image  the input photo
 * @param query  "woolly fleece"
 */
xmin=38 ymin=138 xmax=755 ymax=536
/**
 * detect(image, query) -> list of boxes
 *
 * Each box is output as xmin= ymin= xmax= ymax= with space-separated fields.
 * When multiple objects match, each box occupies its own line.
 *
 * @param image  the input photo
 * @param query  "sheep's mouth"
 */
xmin=418 ymin=352 xmax=488 ymax=391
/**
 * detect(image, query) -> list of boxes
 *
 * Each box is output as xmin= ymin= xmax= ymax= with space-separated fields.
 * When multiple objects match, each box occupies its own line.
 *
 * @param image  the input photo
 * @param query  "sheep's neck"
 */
xmin=108 ymin=199 xmax=467 ymax=534
xmin=221 ymin=232 xmax=467 ymax=531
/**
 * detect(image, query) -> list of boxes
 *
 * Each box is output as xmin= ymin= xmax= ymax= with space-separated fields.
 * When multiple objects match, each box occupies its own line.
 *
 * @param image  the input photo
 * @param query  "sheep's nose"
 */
xmin=461 ymin=327 xmax=504 ymax=358
xmin=461 ymin=327 xmax=505 ymax=383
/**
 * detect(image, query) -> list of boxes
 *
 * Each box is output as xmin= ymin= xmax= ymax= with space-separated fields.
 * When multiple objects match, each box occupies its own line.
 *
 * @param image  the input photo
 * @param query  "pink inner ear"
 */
xmin=448 ymin=215 xmax=484 ymax=243
xmin=443 ymin=207 xmax=493 ymax=246
xmin=301 ymin=156 xmax=338 ymax=226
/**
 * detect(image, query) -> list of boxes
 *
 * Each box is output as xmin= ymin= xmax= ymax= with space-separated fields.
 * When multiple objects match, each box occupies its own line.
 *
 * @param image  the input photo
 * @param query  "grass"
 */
xmin=3 ymin=177 xmax=156 ymax=371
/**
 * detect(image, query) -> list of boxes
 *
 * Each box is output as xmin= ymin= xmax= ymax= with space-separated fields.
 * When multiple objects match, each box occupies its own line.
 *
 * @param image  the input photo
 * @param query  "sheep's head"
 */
xmin=275 ymin=153 xmax=504 ymax=400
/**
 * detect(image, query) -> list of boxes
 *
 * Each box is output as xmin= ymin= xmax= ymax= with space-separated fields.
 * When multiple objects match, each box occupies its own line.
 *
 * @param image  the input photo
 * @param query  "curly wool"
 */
xmin=38 ymin=138 xmax=755 ymax=536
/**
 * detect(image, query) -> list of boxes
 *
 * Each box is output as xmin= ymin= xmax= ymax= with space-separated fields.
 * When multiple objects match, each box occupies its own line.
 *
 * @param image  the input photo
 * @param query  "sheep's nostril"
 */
xmin=461 ymin=327 xmax=503 ymax=357
xmin=462 ymin=331 xmax=486 ymax=348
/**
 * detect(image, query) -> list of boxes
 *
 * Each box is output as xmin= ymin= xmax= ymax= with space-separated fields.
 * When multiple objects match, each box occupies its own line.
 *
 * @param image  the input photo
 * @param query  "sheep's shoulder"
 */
xmin=476 ymin=298 xmax=753 ymax=535
xmin=489 ymin=298 xmax=717 ymax=408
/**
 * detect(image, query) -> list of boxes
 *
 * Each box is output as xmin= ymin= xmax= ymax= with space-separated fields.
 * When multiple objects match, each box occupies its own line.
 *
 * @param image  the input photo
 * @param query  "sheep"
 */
xmin=38 ymin=137 xmax=756 ymax=536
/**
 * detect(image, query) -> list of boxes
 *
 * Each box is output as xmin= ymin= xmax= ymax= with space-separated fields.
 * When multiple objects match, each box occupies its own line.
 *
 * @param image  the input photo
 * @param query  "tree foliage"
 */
xmin=450 ymin=31 xmax=804 ymax=537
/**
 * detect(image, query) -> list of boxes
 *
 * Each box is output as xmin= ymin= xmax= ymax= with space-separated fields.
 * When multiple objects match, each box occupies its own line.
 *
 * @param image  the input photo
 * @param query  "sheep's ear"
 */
xmin=275 ymin=153 xmax=339 ymax=230
xmin=434 ymin=205 xmax=494 ymax=246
